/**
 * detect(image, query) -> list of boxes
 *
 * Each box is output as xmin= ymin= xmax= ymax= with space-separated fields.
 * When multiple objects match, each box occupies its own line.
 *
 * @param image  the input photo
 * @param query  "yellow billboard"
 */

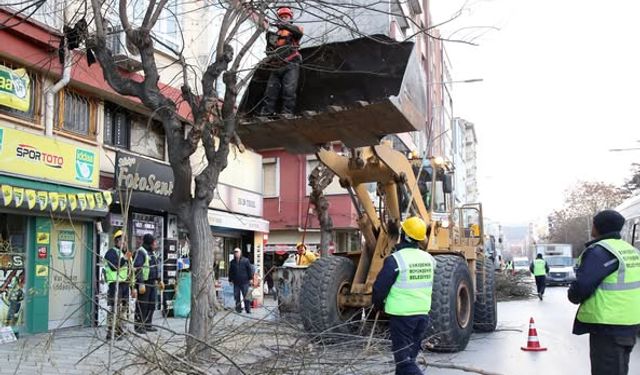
xmin=0 ymin=126 xmax=99 ymax=188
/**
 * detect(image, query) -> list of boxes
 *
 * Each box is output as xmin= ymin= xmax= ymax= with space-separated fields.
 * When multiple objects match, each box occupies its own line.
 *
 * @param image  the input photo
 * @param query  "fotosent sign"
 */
xmin=115 ymin=151 xmax=174 ymax=211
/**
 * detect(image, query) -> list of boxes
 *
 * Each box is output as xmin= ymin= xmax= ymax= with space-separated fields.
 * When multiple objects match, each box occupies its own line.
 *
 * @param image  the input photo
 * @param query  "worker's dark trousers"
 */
xmin=143 ymin=285 xmax=157 ymax=328
xmin=389 ymin=314 xmax=429 ymax=375
xmin=107 ymin=282 xmax=128 ymax=337
xmin=534 ymin=275 xmax=546 ymax=295
xmin=589 ymin=333 xmax=636 ymax=375
xmin=135 ymin=284 xmax=156 ymax=329
xmin=262 ymin=62 xmax=300 ymax=115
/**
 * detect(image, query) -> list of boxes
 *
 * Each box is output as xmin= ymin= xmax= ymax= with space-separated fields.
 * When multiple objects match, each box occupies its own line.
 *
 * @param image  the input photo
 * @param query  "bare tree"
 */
xmin=86 ymin=0 xmax=269 ymax=357
xmin=547 ymin=181 xmax=630 ymax=256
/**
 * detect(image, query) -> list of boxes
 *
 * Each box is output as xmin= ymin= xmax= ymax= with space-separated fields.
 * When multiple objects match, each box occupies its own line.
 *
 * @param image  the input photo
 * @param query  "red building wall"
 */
xmin=261 ymin=150 xmax=358 ymax=231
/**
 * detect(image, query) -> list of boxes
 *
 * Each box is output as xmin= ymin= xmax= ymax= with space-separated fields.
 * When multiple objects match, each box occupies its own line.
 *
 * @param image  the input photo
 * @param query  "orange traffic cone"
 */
xmin=521 ymin=317 xmax=547 ymax=351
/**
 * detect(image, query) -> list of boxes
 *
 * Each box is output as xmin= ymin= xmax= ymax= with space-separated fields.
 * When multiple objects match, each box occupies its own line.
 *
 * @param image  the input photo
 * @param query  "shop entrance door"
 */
xmin=48 ymin=221 xmax=88 ymax=330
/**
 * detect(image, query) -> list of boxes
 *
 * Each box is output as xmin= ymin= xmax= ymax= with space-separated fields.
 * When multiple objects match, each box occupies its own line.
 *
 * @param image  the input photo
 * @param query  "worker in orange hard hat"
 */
xmin=260 ymin=6 xmax=304 ymax=117
xmin=295 ymin=242 xmax=317 ymax=266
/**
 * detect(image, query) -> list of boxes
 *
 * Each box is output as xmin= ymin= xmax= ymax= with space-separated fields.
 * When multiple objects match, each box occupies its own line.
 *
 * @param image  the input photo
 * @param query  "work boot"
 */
xmin=134 ymin=326 xmax=147 ymax=334
xmin=145 ymin=326 xmax=158 ymax=332
xmin=537 ymin=293 xmax=542 ymax=301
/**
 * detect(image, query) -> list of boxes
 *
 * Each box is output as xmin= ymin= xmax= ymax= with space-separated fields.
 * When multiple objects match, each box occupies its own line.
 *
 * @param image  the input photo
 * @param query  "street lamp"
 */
xmin=609 ymin=140 xmax=640 ymax=152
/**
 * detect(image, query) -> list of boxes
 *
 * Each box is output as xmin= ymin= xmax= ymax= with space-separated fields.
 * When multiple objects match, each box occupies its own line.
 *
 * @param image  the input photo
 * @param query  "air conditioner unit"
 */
xmin=105 ymin=26 xmax=142 ymax=72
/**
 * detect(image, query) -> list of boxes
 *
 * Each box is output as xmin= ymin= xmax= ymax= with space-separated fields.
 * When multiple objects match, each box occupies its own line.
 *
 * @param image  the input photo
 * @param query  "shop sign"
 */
xmin=0 ymin=65 xmax=30 ymax=112
xmin=116 ymin=152 xmax=173 ymax=197
xmin=115 ymin=151 xmax=174 ymax=211
xmin=0 ymin=126 xmax=99 ymax=188
xmin=210 ymin=183 xmax=263 ymax=217
xmin=207 ymin=209 xmax=269 ymax=233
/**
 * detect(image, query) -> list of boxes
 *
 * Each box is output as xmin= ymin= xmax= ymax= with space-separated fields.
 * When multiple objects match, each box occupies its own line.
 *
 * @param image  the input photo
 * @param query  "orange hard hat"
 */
xmin=277 ymin=7 xmax=293 ymax=18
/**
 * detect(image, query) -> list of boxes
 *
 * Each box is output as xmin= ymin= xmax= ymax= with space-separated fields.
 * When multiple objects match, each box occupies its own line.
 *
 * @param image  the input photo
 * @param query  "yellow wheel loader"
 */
xmin=238 ymin=35 xmax=497 ymax=352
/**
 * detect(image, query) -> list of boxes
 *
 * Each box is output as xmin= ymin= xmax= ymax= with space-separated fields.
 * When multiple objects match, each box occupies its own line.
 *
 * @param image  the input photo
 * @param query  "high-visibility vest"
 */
xmin=384 ymin=248 xmax=435 ymax=316
xmin=577 ymin=239 xmax=640 ymax=325
xmin=136 ymin=247 xmax=150 ymax=282
xmin=104 ymin=248 xmax=129 ymax=283
xmin=533 ymin=259 xmax=547 ymax=276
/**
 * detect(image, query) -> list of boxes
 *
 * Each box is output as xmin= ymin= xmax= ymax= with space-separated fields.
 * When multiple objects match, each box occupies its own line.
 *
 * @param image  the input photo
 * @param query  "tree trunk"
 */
xmin=309 ymin=162 xmax=335 ymax=256
xmin=185 ymin=201 xmax=215 ymax=359
xmin=314 ymin=192 xmax=333 ymax=256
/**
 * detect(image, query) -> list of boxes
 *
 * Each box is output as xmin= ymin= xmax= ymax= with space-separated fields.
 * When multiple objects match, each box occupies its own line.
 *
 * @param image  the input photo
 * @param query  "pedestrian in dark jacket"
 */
xmin=568 ymin=210 xmax=640 ymax=375
xmin=229 ymin=248 xmax=254 ymax=313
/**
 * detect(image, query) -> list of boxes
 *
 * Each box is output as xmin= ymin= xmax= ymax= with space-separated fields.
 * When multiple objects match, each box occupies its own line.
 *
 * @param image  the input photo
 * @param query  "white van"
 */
xmin=512 ymin=256 xmax=530 ymax=275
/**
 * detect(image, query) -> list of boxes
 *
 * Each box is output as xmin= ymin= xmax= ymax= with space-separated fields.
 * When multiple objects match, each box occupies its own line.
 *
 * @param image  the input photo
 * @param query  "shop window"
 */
xmin=306 ymin=158 xmax=346 ymax=196
xmin=104 ymin=103 xmax=131 ymax=148
xmin=130 ymin=118 xmax=166 ymax=160
xmin=335 ymin=230 xmax=361 ymax=253
xmin=0 ymin=214 xmax=27 ymax=329
xmin=0 ymin=60 xmax=39 ymax=122
xmin=263 ymin=158 xmax=279 ymax=197
xmin=55 ymin=90 xmax=96 ymax=138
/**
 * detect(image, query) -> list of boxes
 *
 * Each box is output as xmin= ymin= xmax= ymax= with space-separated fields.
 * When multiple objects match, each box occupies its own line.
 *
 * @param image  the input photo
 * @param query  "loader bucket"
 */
xmin=237 ymin=35 xmax=427 ymax=154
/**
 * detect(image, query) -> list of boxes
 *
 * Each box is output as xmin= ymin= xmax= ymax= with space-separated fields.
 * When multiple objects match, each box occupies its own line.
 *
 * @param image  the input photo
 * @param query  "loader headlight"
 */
xmin=440 ymin=219 xmax=450 ymax=228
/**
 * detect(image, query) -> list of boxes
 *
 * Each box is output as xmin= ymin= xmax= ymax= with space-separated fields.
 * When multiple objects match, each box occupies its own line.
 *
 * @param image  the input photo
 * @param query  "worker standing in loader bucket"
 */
xmin=259 ymin=6 xmax=304 ymax=117
xmin=373 ymin=217 xmax=436 ymax=375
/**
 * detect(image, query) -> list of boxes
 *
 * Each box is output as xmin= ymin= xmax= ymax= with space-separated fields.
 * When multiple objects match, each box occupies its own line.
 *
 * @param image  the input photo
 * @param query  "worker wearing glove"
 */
xmin=103 ymin=230 xmax=131 ymax=341
xmin=133 ymin=234 xmax=159 ymax=333
xmin=373 ymin=217 xmax=435 ymax=375
xmin=259 ymin=6 xmax=304 ymax=117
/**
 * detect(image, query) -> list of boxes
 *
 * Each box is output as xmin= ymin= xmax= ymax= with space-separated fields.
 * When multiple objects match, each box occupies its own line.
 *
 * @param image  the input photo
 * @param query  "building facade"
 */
xmin=0 ymin=1 xmax=267 ymax=333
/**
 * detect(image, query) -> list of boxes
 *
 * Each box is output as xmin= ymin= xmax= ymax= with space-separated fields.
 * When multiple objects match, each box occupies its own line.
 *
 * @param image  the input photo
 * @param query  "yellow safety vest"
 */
xmin=384 ymin=248 xmax=435 ymax=316
xmin=577 ymin=239 xmax=640 ymax=325
xmin=136 ymin=247 xmax=150 ymax=281
xmin=104 ymin=248 xmax=129 ymax=283
xmin=533 ymin=259 xmax=547 ymax=276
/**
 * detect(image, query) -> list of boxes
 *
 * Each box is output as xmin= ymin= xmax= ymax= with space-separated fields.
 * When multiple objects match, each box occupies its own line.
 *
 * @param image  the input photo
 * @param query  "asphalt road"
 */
xmin=426 ymin=285 xmax=640 ymax=375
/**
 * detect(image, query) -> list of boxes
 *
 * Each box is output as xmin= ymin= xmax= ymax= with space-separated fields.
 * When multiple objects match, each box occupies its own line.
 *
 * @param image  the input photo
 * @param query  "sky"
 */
xmin=430 ymin=0 xmax=640 ymax=226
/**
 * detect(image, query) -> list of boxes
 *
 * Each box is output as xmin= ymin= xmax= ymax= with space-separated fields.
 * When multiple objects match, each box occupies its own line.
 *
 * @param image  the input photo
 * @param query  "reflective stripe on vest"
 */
xmin=384 ymin=248 xmax=435 ymax=316
xmin=577 ymin=238 xmax=640 ymax=325
xmin=137 ymin=247 xmax=150 ymax=281
xmin=533 ymin=259 xmax=546 ymax=276
xmin=103 ymin=248 xmax=128 ymax=283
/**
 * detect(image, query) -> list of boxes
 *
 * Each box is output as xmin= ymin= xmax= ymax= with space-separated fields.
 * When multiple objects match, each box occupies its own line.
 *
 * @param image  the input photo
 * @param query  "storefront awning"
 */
xmin=0 ymin=174 xmax=110 ymax=217
xmin=207 ymin=209 xmax=269 ymax=233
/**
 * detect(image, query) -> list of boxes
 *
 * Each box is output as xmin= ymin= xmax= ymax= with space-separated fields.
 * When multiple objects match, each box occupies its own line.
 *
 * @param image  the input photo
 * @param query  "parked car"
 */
xmin=512 ymin=256 xmax=530 ymax=275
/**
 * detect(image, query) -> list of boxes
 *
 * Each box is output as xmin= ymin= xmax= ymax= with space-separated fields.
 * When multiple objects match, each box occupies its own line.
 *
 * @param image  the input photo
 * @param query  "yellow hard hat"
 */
xmin=296 ymin=242 xmax=306 ymax=250
xmin=401 ymin=217 xmax=427 ymax=241
xmin=113 ymin=229 xmax=124 ymax=240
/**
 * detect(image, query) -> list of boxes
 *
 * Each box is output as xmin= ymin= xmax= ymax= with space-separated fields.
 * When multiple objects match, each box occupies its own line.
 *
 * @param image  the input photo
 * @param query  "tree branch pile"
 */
xmin=495 ymin=272 xmax=535 ymax=301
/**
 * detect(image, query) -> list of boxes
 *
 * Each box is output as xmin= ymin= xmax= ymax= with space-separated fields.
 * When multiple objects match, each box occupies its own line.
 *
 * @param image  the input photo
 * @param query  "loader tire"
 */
xmin=473 ymin=256 xmax=498 ymax=332
xmin=300 ymin=256 xmax=356 ymax=336
xmin=425 ymin=255 xmax=474 ymax=353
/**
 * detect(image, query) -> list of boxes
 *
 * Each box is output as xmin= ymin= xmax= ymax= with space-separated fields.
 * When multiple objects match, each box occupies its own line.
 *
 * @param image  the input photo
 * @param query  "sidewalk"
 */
xmin=0 ymin=300 xmax=280 ymax=375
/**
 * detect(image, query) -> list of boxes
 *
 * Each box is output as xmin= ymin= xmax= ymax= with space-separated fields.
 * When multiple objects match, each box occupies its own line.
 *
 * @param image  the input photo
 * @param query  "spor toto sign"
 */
xmin=16 ymin=144 xmax=64 ymax=168
xmin=0 ymin=126 xmax=99 ymax=188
